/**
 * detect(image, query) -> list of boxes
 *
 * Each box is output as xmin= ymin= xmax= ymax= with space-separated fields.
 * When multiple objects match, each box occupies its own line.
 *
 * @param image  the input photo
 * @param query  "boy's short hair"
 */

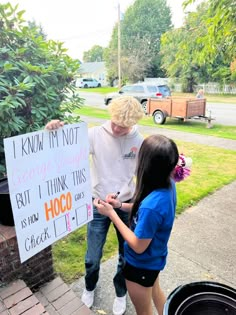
xmin=108 ymin=96 xmax=144 ymax=127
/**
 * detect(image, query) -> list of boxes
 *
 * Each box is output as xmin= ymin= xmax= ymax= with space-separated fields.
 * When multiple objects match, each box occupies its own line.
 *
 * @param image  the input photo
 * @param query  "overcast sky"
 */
xmin=5 ymin=0 xmax=201 ymax=61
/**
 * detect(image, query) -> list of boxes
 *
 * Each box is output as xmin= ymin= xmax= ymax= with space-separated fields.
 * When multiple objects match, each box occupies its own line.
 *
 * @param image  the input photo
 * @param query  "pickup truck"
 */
xmin=146 ymin=97 xmax=207 ymax=124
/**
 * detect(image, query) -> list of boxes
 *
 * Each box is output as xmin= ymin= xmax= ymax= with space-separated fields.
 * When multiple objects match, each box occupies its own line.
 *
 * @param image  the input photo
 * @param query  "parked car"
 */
xmin=104 ymin=83 xmax=171 ymax=112
xmin=75 ymin=78 xmax=101 ymax=88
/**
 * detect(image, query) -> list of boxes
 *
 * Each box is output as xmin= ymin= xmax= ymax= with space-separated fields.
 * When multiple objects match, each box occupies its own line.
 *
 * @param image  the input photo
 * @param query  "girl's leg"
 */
xmin=152 ymin=276 xmax=166 ymax=315
xmin=126 ymin=279 xmax=153 ymax=315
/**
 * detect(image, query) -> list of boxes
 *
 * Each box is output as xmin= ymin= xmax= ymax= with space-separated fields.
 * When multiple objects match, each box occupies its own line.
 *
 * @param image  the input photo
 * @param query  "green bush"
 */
xmin=0 ymin=3 xmax=82 ymax=177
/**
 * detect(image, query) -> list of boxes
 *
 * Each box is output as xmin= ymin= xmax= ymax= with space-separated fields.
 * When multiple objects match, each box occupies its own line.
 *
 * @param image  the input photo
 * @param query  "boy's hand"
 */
xmin=45 ymin=119 xmax=64 ymax=130
xmin=106 ymin=193 xmax=121 ymax=208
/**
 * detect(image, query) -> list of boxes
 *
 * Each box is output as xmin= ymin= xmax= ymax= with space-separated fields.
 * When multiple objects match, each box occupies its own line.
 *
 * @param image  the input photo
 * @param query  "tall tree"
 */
xmin=160 ymin=1 xmax=232 ymax=92
xmin=83 ymin=45 xmax=105 ymax=62
xmin=105 ymin=0 xmax=172 ymax=84
xmin=183 ymin=0 xmax=236 ymax=62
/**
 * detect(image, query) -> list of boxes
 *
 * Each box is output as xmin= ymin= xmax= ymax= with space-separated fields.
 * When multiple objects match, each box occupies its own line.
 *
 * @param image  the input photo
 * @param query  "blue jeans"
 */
xmin=85 ymin=204 xmax=129 ymax=297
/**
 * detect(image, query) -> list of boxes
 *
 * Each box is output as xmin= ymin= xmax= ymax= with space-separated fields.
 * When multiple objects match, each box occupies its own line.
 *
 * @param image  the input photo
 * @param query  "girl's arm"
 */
xmin=94 ymin=199 xmax=151 ymax=254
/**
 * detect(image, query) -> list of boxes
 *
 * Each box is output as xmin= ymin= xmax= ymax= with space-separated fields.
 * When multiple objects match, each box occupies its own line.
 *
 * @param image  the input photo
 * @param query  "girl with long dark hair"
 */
xmin=94 ymin=134 xmax=180 ymax=315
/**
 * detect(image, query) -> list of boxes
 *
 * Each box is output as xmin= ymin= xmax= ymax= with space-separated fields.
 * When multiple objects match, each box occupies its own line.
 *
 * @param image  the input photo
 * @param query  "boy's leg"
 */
xmin=85 ymin=205 xmax=110 ymax=291
xmin=113 ymin=209 xmax=129 ymax=297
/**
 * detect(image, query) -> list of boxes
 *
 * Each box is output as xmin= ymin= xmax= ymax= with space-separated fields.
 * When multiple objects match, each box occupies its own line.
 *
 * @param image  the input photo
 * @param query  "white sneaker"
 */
xmin=113 ymin=295 xmax=126 ymax=315
xmin=81 ymin=289 xmax=95 ymax=308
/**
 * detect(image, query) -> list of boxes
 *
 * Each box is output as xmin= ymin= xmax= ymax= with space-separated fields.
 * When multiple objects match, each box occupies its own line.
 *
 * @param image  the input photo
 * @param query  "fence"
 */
xmin=195 ymin=83 xmax=236 ymax=94
xmin=144 ymin=78 xmax=236 ymax=94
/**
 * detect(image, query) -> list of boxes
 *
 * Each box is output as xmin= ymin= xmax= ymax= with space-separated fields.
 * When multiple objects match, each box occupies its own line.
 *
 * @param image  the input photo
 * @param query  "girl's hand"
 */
xmin=105 ymin=193 xmax=122 ymax=208
xmin=94 ymin=198 xmax=114 ymax=217
xmin=45 ymin=119 xmax=64 ymax=130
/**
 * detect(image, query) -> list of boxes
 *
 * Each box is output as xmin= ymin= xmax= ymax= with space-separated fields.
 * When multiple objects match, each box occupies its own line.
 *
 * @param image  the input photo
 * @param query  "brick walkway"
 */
xmin=0 ymin=277 xmax=95 ymax=315
xmin=0 ymin=279 xmax=47 ymax=315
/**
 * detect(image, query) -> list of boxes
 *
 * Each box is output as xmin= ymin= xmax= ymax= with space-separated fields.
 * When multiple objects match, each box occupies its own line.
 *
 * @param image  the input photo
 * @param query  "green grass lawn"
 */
xmin=75 ymin=107 xmax=236 ymax=140
xmin=79 ymin=87 xmax=118 ymax=94
xmin=53 ymin=114 xmax=236 ymax=283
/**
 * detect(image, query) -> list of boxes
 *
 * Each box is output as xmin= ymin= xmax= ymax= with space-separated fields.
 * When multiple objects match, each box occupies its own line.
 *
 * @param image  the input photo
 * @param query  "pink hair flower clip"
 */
xmin=173 ymin=154 xmax=192 ymax=182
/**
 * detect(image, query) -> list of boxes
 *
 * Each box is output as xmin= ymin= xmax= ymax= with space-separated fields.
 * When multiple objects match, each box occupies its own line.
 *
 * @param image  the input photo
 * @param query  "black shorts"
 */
xmin=123 ymin=262 xmax=160 ymax=287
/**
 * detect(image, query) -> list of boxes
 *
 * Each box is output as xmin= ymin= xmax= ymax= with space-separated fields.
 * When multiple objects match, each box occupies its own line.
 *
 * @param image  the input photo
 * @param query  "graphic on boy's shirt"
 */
xmin=123 ymin=146 xmax=138 ymax=159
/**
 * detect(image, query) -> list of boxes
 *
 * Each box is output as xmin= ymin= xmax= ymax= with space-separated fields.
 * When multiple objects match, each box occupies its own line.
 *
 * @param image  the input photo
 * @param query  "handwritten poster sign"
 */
xmin=4 ymin=122 xmax=93 ymax=262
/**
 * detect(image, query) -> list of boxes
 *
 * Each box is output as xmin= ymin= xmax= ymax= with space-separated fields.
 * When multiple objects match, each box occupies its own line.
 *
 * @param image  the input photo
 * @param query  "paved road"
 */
xmin=206 ymin=102 xmax=236 ymax=126
xmin=79 ymin=91 xmax=236 ymax=126
xmin=80 ymin=92 xmax=106 ymax=109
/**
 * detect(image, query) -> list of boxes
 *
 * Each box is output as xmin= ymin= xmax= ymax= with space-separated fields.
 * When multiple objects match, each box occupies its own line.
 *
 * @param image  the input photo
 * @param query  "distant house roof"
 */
xmin=78 ymin=62 xmax=105 ymax=74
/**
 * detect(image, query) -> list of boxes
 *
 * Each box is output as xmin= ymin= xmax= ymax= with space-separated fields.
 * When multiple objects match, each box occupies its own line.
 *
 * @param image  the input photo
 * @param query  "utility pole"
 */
xmin=117 ymin=1 xmax=121 ymax=89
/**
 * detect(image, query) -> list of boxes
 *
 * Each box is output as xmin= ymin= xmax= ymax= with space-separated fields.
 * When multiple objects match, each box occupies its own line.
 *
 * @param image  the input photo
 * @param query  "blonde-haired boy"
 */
xmin=46 ymin=96 xmax=144 ymax=315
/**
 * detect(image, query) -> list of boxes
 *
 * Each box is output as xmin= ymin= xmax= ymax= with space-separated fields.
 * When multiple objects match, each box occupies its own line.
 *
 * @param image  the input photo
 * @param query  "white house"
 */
xmin=77 ymin=62 xmax=108 ymax=86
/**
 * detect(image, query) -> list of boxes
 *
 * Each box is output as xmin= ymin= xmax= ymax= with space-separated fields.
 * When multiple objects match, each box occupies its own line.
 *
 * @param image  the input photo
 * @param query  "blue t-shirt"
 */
xmin=124 ymin=181 xmax=176 ymax=270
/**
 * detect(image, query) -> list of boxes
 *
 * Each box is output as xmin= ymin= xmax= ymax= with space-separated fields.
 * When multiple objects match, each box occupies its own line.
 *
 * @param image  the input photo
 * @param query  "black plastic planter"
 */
xmin=0 ymin=177 xmax=14 ymax=226
xmin=164 ymin=281 xmax=236 ymax=315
